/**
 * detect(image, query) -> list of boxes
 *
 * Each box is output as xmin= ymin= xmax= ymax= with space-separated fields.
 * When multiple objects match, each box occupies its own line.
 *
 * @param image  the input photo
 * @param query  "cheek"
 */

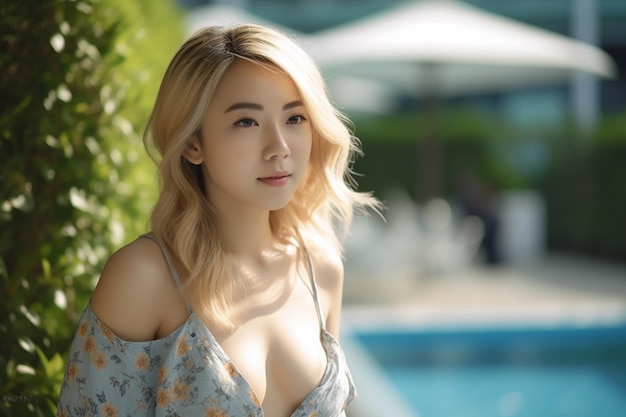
xmin=296 ymin=131 xmax=313 ymax=161
xmin=201 ymin=147 xmax=236 ymax=183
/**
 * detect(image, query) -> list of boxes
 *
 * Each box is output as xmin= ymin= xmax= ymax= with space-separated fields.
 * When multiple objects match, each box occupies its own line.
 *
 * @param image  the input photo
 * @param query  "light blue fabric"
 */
xmin=56 ymin=235 xmax=356 ymax=417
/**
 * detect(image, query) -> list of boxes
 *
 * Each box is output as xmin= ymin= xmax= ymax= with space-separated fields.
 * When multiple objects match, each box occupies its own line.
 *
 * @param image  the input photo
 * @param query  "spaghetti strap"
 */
xmin=302 ymin=244 xmax=326 ymax=332
xmin=140 ymin=233 xmax=193 ymax=314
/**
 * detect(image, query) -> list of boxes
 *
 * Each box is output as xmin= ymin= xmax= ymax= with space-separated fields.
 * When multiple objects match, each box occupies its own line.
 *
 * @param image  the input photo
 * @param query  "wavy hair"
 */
xmin=143 ymin=24 xmax=380 ymax=330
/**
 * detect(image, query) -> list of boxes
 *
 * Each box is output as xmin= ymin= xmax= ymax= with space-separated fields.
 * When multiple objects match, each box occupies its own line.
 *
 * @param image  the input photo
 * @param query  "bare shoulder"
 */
xmin=308 ymin=245 xmax=345 ymax=337
xmin=310 ymin=246 xmax=344 ymax=292
xmin=90 ymin=236 xmax=182 ymax=342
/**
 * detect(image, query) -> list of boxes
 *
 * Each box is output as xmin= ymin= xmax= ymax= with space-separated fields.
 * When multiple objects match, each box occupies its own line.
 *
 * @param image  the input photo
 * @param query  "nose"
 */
xmin=263 ymin=125 xmax=290 ymax=160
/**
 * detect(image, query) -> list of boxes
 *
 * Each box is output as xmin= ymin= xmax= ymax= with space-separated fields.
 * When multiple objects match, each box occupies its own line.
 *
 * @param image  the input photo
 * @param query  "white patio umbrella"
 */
xmin=300 ymin=0 xmax=616 ymax=199
xmin=302 ymin=0 xmax=616 ymax=98
xmin=186 ymin=4 xmax=308 ymax=41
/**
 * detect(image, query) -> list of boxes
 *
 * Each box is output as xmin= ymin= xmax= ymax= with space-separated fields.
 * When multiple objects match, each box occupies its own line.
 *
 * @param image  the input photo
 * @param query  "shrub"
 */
xmin=0 ymin=0 xmax=183 ymax=414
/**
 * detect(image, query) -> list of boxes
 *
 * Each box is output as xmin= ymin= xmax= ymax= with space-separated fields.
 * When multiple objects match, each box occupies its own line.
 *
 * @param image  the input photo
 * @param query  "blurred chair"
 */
xmin=343 ymin=191 xmax=485 ymax=303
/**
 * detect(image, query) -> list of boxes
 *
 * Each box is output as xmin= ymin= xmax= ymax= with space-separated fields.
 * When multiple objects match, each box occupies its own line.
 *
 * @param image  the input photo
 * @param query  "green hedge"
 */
xmin=0 ymin=0 xmax=183 ymax=415
xmin=542 ymin=111 xmax=626 ymax=261
xmin=352 ymin=107 xmax=626 ymax=262
xmin=352 ymin=107 xmax=526 ymax=202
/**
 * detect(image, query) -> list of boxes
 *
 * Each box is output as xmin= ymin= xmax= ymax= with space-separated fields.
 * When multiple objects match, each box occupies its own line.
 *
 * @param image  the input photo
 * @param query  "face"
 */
xmin=184 ymin=59 xmax=312 ymax=214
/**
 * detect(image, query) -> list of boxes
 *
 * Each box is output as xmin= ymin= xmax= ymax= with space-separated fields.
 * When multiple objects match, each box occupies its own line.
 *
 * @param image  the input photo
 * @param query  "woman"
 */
xmin=57 ymin=23 xmax=380 ymax=417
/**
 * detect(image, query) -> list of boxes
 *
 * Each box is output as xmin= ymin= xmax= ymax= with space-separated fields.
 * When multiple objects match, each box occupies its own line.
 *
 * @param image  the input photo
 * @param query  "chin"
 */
xmin=267 ymin=202 xmax=290 ymax=212
xmin=263 ymin=196 xmax=293 ymax=212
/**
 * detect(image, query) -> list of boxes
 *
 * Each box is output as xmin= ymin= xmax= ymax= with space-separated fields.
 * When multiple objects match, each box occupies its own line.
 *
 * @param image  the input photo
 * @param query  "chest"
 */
xmin=217 ymin=280 xmax=328 ymax=414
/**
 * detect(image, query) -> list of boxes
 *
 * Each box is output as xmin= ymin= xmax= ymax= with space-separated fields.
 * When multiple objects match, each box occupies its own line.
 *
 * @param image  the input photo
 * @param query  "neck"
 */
xmin=213 ymin=207 xmax=283 ymax=261
xmin=212 ymin=207 xmax=299 ymax=300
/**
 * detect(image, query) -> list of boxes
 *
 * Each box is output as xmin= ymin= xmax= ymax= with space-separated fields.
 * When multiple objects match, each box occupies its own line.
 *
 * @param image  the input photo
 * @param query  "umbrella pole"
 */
xmin=417 ymin=62 xmax=443 ymax=203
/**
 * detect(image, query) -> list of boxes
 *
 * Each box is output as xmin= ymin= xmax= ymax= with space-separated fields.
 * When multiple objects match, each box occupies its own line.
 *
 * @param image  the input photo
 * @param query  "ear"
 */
xmin=182 ymin=137 xmax=204 ymax=165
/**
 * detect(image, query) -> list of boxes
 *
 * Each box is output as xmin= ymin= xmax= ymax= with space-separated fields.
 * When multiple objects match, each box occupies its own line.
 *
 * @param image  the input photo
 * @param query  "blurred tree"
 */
xmin=543 ymin=109 xmax=626 ymax=262
xmin=0 ymin=0 xmax=184 ymax=415
xmin=355 ymin=105 xmax=626 ymax=261
xmin=352 ymin=107 xmax=525 ymax=202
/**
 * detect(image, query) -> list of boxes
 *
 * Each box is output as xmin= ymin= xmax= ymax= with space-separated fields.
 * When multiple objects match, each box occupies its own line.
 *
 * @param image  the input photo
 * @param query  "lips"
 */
xmin=258 ymin=171 xmax=290 ymax=180
xmin=257 ymin=172 xmax=291 ymax=187
xmin=261 ymin=174 xmax=289 ymax=179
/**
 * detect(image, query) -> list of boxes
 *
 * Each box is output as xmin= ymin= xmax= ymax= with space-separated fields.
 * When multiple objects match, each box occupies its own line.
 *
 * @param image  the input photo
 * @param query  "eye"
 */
xmin=287 ymin=115 xmax=307 ymax=125
xmin=234 ymin=118 xmax=257 ymax=127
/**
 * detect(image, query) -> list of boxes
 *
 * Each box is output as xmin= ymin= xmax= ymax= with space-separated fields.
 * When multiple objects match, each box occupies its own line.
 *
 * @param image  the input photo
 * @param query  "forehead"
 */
xmin=209 ymin=59 xmax=302 ymax=108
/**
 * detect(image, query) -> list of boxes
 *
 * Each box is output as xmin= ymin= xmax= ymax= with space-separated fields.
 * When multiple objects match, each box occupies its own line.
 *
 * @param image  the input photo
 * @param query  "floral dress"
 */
xmin=56 ymin=235 xmax=356 ymax=417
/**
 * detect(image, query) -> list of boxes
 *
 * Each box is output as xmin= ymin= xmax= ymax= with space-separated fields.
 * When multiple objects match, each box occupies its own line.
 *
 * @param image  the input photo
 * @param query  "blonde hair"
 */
xmin=143 ymin=24 xmax=379 ymax=330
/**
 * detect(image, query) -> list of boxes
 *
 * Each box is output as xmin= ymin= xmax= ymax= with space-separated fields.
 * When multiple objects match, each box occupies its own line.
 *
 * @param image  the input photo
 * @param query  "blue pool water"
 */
xmin=356 ymin=325 xmax=626 ymax=417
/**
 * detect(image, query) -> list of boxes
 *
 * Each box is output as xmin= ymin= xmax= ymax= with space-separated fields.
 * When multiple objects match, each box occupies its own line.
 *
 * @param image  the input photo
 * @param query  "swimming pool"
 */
xmin=354 ymin=325 xmax=626 ymax=417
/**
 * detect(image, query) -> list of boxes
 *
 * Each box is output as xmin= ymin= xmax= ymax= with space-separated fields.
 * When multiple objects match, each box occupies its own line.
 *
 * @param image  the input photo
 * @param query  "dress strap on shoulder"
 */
xmin=302 ymin=244 xmax=326 ymax=332
xmin=139 ymin=233 xmax=193 ymax=314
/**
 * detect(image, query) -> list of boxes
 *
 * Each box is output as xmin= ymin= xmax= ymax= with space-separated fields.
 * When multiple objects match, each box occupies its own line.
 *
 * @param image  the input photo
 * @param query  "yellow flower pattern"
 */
xmin=176 ymin=336 xmax=192 ymax=356
xmin=249 ymin=386 xmax=261 ymax=407
xmin=67 ymin=362 xmax=78 ymax=381
xmin=155 ymin=387 xmax=169 ymax=409
xmin=78 ymin=321 xmax=89 ymax=338
xmin=172 ymin=378 xmax=189 ymax=400
xmin=136 ymin=352 xmax=149 ymax=371
xmin=82 ymin=335 xmax=96 ymax=354
xmin=90 ymin=351 xmax=108 ymax=370
xmin=158 ymin=366 xmax=168 ymax=385
xmin=205 ymin=406 xmax=228 ymax=417
xmin=101 ymin=403 xmax=119 ymax=417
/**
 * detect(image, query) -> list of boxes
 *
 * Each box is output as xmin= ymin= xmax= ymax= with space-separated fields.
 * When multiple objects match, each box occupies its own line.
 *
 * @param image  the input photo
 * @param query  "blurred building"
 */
xmin=180 ymin=0 xmax=626 ymax=122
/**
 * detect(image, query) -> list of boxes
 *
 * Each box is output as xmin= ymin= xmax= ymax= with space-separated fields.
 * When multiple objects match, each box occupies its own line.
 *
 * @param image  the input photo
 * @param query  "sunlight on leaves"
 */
xmin=19 ymin=305 xmax=41 ymax=327
xmin=50 ymin=33 xmax=65 ymax=52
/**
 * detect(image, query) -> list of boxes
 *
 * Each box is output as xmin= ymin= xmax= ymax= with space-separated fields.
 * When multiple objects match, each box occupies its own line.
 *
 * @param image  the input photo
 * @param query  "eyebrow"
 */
xmin=225 ymin=100 xmax=304 ymax=113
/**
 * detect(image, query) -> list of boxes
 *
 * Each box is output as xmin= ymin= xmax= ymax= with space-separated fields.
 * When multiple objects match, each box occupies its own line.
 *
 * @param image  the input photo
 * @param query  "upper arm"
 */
xmin=90 ymin=237 xmax=176 ymax=342
xmin=313 ymin=248 xmax=345 ymax=339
